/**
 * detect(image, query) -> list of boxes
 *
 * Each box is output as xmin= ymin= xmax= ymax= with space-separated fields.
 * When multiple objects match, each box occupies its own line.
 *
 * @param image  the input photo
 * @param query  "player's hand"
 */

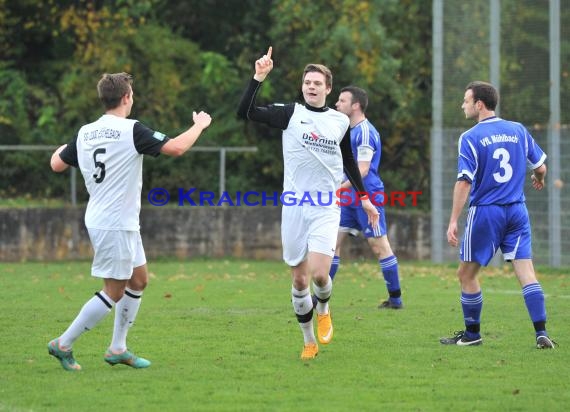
xmin=193 ymin=111 xmax=212 ymax=130
xmin=447 ymin=221 xmax=458 ymax=247
xmin=361 ymin=198 xmax=379 ymax=227
xmin=254 ymin=46 xmax=273 ymax=82
xmin=531 ymin=173 xmax=545 ymax=190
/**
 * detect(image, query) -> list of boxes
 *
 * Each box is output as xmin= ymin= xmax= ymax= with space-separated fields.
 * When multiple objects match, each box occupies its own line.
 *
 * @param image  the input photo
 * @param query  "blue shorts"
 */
xmin=339 ymin=199 xmax=387 ymax=238
xmin=460 ymin=203 xmax=532 ymax=265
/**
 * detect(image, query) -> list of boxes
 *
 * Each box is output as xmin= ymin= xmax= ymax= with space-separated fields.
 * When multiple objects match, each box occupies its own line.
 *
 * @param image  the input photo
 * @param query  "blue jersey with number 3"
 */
xmin=457 ymin=117 xmax=546 ymax=206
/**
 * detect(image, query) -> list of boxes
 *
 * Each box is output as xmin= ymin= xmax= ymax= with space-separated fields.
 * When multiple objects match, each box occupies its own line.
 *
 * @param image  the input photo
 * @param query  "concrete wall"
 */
xmin=0 ymin=207 xmax=431 ymax=262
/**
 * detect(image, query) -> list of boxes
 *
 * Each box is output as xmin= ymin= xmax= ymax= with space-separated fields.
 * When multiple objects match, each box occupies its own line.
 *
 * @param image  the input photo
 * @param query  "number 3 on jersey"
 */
xmin=492 ymin=147 xmax=512 ymax=183
xmin=93 ymin=148 xmax=106 ymax=183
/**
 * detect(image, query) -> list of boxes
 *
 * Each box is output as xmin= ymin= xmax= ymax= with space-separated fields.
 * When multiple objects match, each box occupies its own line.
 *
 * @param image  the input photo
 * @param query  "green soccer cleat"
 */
xmin=104 ymin=349 xmax=151 ymax=368
xmin=48 ymin=339 xmax=82 ymax=371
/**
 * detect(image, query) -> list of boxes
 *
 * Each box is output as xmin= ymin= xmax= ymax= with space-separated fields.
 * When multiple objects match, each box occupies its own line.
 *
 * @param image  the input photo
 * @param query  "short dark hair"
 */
xmin=302 ymin=64 xmax=333 ymax=88
xmin=97 ymin=72 xmax=133 ymax=110
xmin=466 ymin=81 xmax=498 ymax=110
xmin=340 ymin=85 xmax=369 ymax=113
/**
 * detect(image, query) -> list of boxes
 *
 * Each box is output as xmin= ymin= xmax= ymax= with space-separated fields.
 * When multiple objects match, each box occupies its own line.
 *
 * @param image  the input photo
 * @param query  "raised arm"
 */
xmin=237 ymin=46 xmax=273 ymax=119
xmin=237 ymin=47 xmax=292 ymax=129
xmin=253 ymin=46 xmax=273 ymax=82
xmin=160 ymin=111 xmax=212 ymax=157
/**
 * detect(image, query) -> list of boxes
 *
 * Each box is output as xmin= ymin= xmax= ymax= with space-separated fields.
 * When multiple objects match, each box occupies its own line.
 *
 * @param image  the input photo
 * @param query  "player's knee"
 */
xmin=369 ymin=236 xmax=392 ymax=257
xmin=312 ymin=272 xmax=331 ymax=287
xmin=129 ymin=277 xmax=148 ymax=291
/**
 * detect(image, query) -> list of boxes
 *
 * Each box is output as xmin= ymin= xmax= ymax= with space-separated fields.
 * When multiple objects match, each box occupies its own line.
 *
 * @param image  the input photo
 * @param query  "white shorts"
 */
xmin=87 ymin=229 xmax=147 ymax=280
xmin=281 ymin=203 xmax=340 ymax=266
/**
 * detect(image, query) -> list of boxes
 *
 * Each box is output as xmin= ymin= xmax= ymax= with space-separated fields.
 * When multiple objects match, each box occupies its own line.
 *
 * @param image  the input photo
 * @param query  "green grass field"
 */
xmin=0 ymin=259 xmax=568 ymax=411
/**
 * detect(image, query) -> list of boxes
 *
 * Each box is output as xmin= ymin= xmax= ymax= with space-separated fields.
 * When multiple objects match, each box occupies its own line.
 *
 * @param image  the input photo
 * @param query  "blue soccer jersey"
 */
xmin=339 ymin=118 xmax=387 ymax=238
xmin=352 ymin=119 xmax=383 ymax=194
xmin=457 ymin=117 xmax=546 ymax=205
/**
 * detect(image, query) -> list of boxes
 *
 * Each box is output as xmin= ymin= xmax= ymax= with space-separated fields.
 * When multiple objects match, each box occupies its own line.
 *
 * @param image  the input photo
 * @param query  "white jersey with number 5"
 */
xmin=61 ymin=114 xmax=168 ymax=230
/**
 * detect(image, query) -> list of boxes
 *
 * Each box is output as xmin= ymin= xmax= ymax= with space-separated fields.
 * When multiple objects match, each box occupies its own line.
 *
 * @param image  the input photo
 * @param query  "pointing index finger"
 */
xmin=267 ymin=46 xmax=272 ymax=59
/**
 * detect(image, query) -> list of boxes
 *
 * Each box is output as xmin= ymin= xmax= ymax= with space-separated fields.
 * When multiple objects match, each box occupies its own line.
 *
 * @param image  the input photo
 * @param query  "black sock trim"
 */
xmin=533 ymin=320 xmax=546 ymax=332
xmin=466 ymin=324 xmax=480 ymax=334
xmin=125 ymin=289 xmax=142 ymax=299
xmin=296 ymin=311 xmax=314 ymax=324
xmin=389 ymin=289 xmax=401 ymax=298
xmin=95 ymin=291 xmax=113 ymax=308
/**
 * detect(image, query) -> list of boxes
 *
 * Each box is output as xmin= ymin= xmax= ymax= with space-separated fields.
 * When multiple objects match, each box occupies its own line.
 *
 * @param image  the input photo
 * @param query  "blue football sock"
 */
xmin=522 ymin=283 xmax=547 ymax=336
xmin=461 ymin=291 xmax=482 ymax=338
xmin=329 ymin=255 xmax=340 ymax=281
xmin=379 ymin=255 xmax=401 ymax=304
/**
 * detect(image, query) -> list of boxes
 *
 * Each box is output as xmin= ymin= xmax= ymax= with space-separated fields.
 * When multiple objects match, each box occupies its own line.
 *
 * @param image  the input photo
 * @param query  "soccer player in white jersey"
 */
xmin=332 ymin=86 xmax=403 ymax=309
xmin=48 ymin=72 xmax=212 ymax=371
xmin=237 ymin=47 xmax=379 ymax=360
xmin=440 ymin=81 xmax=555 ymax=349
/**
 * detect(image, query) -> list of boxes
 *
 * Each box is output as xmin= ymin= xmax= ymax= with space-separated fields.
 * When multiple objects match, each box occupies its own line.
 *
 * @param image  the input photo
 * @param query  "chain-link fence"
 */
xmin=432 ymin=0 xmax=570 ymax=266
xmin=435 ymin=128 xmax=570 ymax=266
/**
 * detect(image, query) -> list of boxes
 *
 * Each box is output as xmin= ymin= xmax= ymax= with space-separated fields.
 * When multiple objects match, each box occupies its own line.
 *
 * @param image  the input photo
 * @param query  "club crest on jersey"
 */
xmin=153 ymin=131 xmax=166 ymax=141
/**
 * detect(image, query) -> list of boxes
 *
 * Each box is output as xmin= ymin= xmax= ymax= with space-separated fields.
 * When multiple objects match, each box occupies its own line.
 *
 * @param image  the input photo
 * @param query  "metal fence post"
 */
xmin=431 ymin=0 xmax=444 ymax=263
xmin=219 ymin=147 xmax=226 ymax=195
xmin=548 ymin=0 xmax=561 ymax=267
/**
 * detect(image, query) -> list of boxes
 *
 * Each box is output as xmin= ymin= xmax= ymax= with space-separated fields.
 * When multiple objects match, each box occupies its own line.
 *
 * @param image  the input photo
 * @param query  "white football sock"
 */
xmin=110 ymin=288 xmax=143 ymax=353
xmin=58 ymin=291 xmax=114 ymax=349
xmin=291 ymin=286 xmax=316 ymax=344
xmin=313 ymin=277 xmax=332 ymax=315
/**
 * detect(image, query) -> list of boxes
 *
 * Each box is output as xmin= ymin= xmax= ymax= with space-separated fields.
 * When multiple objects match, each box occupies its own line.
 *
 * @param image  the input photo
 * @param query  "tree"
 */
xmin=259 ymin=0 xmax=432 ymax=200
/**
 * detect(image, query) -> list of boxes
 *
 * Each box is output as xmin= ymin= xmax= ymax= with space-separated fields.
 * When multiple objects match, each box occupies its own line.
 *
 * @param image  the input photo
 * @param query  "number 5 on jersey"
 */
xmin=93 ymin=148 xmax=106 ymax=183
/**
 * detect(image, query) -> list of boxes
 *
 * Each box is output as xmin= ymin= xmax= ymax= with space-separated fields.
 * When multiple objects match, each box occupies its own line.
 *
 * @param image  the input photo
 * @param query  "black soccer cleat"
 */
xmin=440 ymin=330 xmax=482 ymax=346
xmin=536 ymin=335 xmax=557 ymax=349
